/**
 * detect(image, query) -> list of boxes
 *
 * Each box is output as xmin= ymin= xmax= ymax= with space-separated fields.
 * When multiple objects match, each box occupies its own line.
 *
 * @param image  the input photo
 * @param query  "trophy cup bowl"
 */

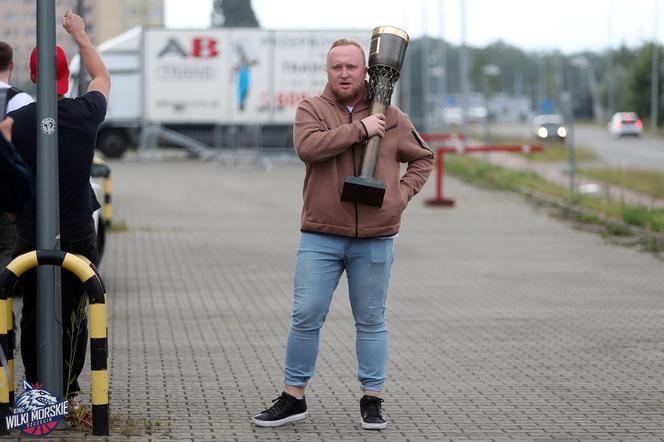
xmin=341 ymin=26 xmax=409 ymax=208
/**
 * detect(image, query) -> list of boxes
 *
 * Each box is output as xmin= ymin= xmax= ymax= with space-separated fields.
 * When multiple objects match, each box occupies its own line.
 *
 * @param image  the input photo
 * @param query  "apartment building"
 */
xmin=1 ymin=0 xmax=163 ymax=91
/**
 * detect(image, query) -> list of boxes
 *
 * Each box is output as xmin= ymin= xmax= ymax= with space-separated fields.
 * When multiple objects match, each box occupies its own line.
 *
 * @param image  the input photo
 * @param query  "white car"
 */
xmin=443 ymin=106 xmax=488 ymax=125
xmin=90 ymin=158 xmax=111 ymax=265
xmin=608 ymin=112 xmax=643 ymax=138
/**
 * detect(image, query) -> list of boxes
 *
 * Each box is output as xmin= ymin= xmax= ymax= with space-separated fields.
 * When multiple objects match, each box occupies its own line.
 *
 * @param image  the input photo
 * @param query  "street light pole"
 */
xmin=482 ymin=64 xmax=500 ymax=145
xmin=566 ymin=97 xmax=576 ymax=195
xmin=438 ymin=0 xmax=448 ymax=134
xmin=607 ymin=0 xmax=616 ymax=116
xmin=650 ymin=0 xmax=659 ymax=134
xmin=565 ymin=59 xmax=584 ymax=196
xmin=420 ymin=0 xmax=429 ymax=133
xmin=36 ymin=0 xmax=63 ymax=400
xmin=76 ymin=0 xmax=86 ymax=97
xmin=459 ymin=0 xmax=469 ymax=145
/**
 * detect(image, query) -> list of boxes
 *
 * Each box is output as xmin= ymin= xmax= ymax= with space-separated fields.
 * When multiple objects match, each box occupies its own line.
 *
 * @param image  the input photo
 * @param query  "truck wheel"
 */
xmin=97 ymin=129 xmax=129 ymax=158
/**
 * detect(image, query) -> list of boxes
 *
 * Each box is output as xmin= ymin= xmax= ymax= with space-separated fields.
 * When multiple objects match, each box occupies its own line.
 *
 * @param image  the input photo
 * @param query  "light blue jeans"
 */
xmin=284 ymin=231 xmax=394 ymax=392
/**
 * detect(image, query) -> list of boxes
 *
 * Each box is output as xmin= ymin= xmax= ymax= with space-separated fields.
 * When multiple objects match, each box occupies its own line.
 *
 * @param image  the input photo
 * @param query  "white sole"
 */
xmin=361 ymin=419 xmax=387 ymax=430
xmin=252 ymin=410 xmax=309 ymax=427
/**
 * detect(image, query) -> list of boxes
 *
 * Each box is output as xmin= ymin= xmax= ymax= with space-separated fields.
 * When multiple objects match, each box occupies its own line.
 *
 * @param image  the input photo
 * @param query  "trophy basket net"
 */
xmin=368 ymin=64 xmax=401 ymax=106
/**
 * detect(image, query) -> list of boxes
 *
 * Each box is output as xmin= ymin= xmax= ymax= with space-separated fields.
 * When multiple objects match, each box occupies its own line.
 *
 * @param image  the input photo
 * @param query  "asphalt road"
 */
xmin=490 ymin=122 xmax=664 ymax=170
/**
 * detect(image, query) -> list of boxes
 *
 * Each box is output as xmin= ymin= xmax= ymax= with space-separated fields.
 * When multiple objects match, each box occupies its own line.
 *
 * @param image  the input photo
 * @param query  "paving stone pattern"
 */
xmin=11 ymin=154 xmax=664 ymax=440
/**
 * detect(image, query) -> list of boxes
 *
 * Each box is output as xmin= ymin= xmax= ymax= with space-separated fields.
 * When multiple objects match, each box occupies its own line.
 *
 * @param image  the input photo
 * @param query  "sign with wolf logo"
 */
xmin=5 ymin=381 xmax=68 ymax=435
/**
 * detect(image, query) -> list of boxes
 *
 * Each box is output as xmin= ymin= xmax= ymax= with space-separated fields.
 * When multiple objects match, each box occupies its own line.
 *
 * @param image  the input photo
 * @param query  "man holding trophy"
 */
xmin=253 ymin=28 xmax=433 ymax=430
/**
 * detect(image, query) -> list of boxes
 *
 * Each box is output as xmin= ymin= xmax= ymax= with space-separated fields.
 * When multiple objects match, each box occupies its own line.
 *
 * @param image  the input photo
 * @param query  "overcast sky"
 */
xmin=164 ymin=0 xmax=661 ymax=53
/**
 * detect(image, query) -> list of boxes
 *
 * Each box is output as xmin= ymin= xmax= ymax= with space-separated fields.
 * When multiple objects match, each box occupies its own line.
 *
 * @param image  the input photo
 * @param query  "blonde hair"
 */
xmin=328 ymin=38 xmax=366 ymax=65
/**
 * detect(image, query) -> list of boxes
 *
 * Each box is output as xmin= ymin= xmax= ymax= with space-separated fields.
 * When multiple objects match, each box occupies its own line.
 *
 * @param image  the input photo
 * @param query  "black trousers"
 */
xmin=14 ymin=220 xmax=98 ymax=397
xmin=0 ymin=212 xmax=15 ymax=270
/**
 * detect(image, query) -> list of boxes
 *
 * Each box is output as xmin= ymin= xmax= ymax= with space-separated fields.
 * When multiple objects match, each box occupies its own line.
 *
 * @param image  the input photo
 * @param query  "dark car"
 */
xmin=533 ymin=114 xmax=567 ymax=140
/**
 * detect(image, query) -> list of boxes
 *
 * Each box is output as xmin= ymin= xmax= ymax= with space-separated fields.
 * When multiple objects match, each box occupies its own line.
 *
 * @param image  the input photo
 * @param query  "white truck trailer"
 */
xmin=70 ymin=27 xmax=370 ymax=158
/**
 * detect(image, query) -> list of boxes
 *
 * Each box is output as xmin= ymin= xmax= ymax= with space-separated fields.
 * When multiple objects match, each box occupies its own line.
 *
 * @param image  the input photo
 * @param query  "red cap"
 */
xmin=29 ymin=46 xmax=70 ymax=95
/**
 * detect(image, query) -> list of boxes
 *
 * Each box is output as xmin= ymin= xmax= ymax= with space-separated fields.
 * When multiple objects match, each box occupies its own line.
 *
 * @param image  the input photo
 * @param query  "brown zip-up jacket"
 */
xmin=294 ymin=83 xmax=434 ymax=238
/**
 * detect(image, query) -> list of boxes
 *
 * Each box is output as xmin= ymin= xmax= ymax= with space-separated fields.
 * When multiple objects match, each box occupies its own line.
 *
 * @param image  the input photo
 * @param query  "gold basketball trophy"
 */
xmin=341 ymin=26 xmax=409 ymax=208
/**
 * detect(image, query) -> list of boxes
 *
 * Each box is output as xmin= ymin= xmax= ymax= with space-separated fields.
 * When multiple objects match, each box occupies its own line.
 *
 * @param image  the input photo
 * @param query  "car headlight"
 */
xmin=557 ymin=127 xmax=567 ymax=137
xmin=537 ymin=127 xmax=548 ymax=138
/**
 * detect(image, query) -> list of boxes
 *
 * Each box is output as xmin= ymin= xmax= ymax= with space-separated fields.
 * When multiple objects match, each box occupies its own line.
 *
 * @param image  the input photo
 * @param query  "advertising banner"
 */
xmin=145 ymin=29 xmax=369 ymax=124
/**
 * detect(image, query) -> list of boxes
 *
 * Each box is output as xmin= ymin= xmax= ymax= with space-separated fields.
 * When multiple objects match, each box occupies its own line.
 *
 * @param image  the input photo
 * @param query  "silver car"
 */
xmin=608 ymin=112 xmax=643 ymax=138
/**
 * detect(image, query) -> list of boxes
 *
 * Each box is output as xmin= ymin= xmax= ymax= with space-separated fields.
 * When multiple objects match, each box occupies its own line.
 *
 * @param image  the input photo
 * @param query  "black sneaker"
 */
xmin=360 ymin=395 xmax=387 ymax=430
xmin=252 ymin=392 xmax=309 ymax=427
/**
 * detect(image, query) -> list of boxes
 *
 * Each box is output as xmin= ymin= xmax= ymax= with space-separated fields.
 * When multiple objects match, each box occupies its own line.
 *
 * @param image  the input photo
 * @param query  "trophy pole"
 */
xmin=359 ymin=102 xmax=387 ymax=178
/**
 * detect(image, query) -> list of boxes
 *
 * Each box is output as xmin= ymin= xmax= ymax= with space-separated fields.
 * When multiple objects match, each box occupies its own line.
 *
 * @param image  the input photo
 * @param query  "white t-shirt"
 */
xmin=0 ymin=80 xmax=34 ymax=113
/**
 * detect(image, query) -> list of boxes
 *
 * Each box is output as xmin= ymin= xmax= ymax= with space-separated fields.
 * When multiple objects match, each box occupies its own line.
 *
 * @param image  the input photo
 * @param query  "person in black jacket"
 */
xmin=1 ymin=41 xmax=34 ymax=278
xmin=0 ymin=117 xmax=34 ymax=214
xmin=9 ymin=8 xmax=110 ymax=400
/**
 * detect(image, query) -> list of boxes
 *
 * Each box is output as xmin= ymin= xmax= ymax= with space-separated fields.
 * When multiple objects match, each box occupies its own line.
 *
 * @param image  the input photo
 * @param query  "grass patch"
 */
xmin=523 ymin=141 xmax=597 ymax=162
xmin=638 ymin=122 xmax=664 ymax=138
xmin=578 ymin=167 xmax=664 ymax=200
xmin=604 ymin=222 xmax=634 ymax=237
xmin=446 ymin=155 xmax=567 ymax=197
xmin=66 ymin=406 xmax=162 ymax=436
xmin=572 ymin=193 xmax=664 ymax=231
xmin=445 ymin=155 xmax=664 ymax=239
xmin=118 ymin=416 xmax=162 ymax=437
xmin=620 ymin=205 xmax=664 ymax=231
xmin=107 ymin=219 xmax=129 ymax=232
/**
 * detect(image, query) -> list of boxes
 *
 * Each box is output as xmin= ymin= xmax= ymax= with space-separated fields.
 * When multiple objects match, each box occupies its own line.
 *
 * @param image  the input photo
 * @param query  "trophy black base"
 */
xmin=341 ymin=176 xmax=386 ymax=208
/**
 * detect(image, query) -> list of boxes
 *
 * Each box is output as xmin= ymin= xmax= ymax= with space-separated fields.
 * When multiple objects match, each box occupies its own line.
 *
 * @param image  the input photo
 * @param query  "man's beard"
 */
xmin=331 ymin=82 xmax=364 ymax=104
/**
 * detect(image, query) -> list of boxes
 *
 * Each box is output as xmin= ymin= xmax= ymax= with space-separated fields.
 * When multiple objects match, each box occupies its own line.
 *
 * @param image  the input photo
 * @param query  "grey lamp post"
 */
xmin=36 ymin=0 xmax=63 ymax=400
xmin=565 ymin=55 xmax=591 ymax=196
xmin=481 ymin=64 xmax=500 ymax=144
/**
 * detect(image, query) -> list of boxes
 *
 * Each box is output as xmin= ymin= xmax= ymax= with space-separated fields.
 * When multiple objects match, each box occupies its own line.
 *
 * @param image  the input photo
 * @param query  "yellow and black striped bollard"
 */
xmin=92 ymin=157 xmax=112 ymax=227
xmin=0 ymin=250 xmax=109 ymax=435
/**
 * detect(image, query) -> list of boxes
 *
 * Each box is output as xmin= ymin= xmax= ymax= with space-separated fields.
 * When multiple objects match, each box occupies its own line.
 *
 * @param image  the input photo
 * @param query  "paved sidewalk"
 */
xmin=11 ymin=152 xmax=664 ymax=440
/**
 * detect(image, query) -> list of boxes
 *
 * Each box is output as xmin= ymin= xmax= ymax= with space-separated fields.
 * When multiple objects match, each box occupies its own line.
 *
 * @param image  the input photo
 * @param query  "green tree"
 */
xmin=595 ymin=45 xmax=635 ymax=114
xmin=400 ymin=37 xmax=654 ymax=123
xmin=211 ymin=0 xmax=260 ymax=27
xmin=470 ymin=40 xmax=536 ymax=95
xmin=623 ymin=43 xmax=664 ymax=124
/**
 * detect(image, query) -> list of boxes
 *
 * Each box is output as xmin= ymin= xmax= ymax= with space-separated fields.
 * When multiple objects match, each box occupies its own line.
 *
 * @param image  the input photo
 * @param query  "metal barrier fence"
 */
xmin=422 ymin=134 xmax=542 ymax=206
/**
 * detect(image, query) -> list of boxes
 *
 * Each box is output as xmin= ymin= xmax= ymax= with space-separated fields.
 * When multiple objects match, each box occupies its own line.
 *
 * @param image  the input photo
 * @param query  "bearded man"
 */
xmin=252 ymin=38 xmax=433 ymax=430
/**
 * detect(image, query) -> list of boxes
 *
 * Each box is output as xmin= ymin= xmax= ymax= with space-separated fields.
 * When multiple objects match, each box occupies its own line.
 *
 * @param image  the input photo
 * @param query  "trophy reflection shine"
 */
xmin=341 ymin=26 xmax=409 ymax=208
